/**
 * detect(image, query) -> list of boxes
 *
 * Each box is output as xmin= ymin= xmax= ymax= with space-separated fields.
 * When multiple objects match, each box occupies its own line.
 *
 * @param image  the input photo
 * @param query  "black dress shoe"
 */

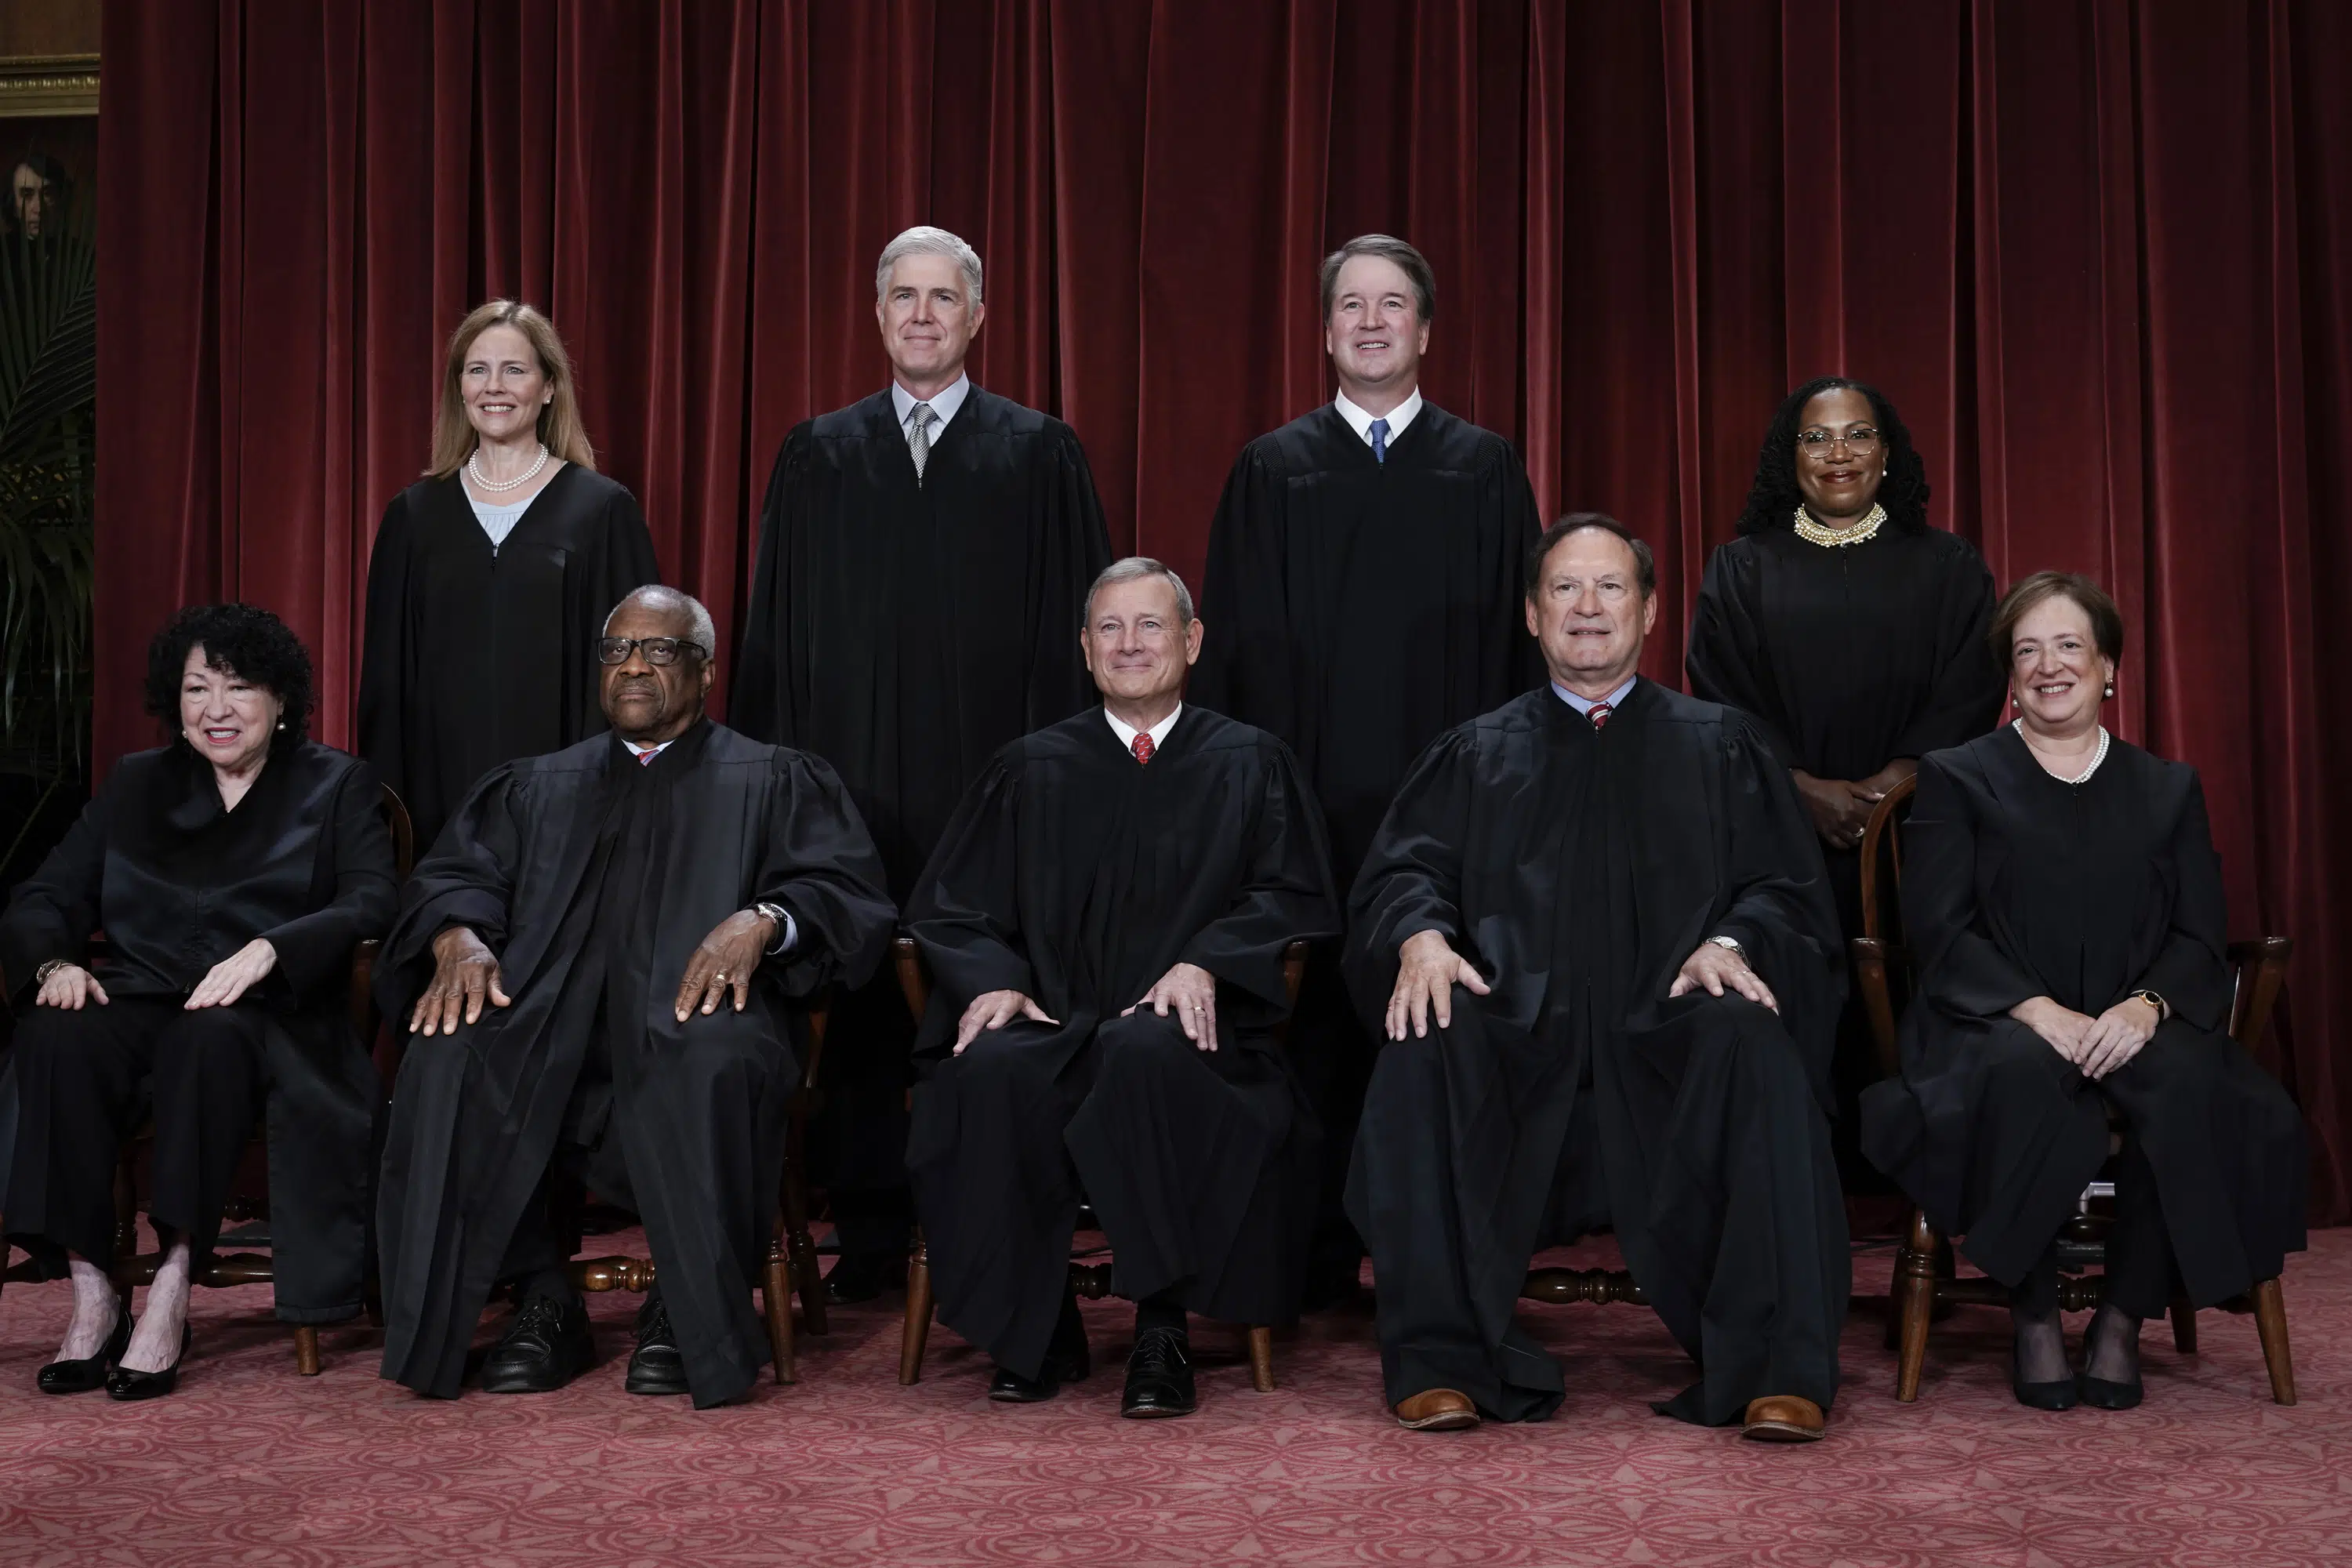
xmin=822 ymin=1251 xmax=904 ymax=1306
xmin=38 ymin=1304 xmax=131 ymax=1396
xmin=2078 ymin=1373 xmax=2143 ymax=1410
xmin=987 ymin=1298 xmax=1091 ymax=1403
xmin=2013 ymin=1365 xmax=2080 ymax=1411
xmin=105 ymin=1322 xmax=192 ymax=1402
xmin=624 ymin=1291 xmax=691 ymax=1396
xmin=1121 ymin=1327 xmax=1196 ymax=1418
xmin=478 ymin=1292 xmax=595 ymax=1394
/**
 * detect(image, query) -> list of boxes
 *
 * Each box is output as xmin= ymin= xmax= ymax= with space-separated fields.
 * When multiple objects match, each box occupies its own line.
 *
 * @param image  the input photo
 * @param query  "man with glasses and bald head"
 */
xmin=376 ymin=586 xmax=895 ymax=1409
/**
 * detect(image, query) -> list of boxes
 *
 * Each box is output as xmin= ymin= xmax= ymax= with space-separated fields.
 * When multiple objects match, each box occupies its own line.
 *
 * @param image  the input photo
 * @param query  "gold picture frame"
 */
xmin=0 ymin=53 xmax=97 ymax=118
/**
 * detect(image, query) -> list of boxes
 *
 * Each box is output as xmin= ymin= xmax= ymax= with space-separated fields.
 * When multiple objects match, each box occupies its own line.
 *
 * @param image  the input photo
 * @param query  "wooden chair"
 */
xmin=891 ymin=935 xmax=1311 ymax=1392
xmin=1849 ymin=771 xmax=2298 ymax=1403
xmin=0 ymin=782 xmax=415 ymax=1375
xmin=557 ymin=993 xmax=834 ymax=1385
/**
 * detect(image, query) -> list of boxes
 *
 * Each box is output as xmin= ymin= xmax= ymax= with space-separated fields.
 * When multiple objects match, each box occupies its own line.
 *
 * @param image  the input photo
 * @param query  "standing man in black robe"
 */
xmin=906 ymin=559 xmax=1337 ymax=1417
xmin=376 ymin=586 xmax=895 ymax=1409
xmin=1192 ymin=234 xmax=1539 ymax=1303
xmin=734 ymin=227 xmax=1112 ymax=1301
xmin=1348 ymin=516 xmax=1849 ymax=1439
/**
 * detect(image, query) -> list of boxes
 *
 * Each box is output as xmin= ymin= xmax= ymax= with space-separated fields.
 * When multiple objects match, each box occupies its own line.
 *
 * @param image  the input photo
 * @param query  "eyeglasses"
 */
xmin=595 ymin=636 xmax=707 ymax=667
xmin=1795 ymin=426 xmax=1880 ymax=456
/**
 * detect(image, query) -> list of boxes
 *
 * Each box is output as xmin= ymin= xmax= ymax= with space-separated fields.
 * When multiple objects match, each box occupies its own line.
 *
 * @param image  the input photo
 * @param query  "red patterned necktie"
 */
xmin=1132 ymin=731 xmax=1155 ymax=766
xmin=637 ymin=746 xmax=658 ymax=766
xmin=1588 ymin=702 xmax=1613 ymax=731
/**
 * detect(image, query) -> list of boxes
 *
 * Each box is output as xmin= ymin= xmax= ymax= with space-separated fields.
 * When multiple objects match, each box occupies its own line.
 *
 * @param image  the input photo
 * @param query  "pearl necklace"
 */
xmin=1792 ymin=501 xmax=1886 ymax=548
xmin=2014 ymin=718 xmax=2111 ymax=784
xmin=468 ymin=442 xmax=550 ymax=493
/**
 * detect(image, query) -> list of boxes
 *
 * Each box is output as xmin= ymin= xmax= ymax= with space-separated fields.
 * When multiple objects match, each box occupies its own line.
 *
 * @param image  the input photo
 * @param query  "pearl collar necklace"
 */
xmin=2014 ymin=718 xmax=2111 ymax=785
xmin=469 ymin=442 xmax=550 ymax=494
xmin=1792 ymin=501 xmax=1887 ymax=548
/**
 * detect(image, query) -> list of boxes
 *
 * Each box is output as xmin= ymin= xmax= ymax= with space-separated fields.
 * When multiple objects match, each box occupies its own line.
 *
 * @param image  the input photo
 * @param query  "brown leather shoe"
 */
xmin=1393 ymin=1388 xmax=1480 ymax=1431
xmin=1740 ymin=1395 xmax=1825 ymax=1442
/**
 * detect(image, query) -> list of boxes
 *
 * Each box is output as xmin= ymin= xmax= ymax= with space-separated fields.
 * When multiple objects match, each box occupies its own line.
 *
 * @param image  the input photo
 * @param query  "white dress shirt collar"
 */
xmin=1104 ymin=702 xmax=1183 ymax=753
xmin=621 ymin=735 xmax=674 ymax=761
xmin=892 ymin=374 xmax=972 ymax=434
xmin=1552 ymin=675 xmax=1637 ymax=717
xmin=1334 ymin=387 xmax=1423 ymax=447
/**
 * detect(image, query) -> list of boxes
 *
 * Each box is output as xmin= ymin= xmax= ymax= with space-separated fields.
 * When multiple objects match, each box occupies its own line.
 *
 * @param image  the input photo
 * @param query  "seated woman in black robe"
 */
xmin=1862 ymin=572 xmax=2306 ymax=1410
xmin=2 ymin=604 xmax=398 ymax=1399
xmin=1686 ymin=377 xmax=2004 ymax=1174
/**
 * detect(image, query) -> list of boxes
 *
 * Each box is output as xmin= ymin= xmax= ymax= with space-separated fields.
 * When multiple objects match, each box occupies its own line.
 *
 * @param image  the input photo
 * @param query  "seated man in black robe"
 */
xmin=376 ymin=586 xmax=895 ymax=1409
xmin=1348 ymin=515 xmax=1850 ymax=1440
xmin=906 ymin=557 xmax=1338 ymax=1418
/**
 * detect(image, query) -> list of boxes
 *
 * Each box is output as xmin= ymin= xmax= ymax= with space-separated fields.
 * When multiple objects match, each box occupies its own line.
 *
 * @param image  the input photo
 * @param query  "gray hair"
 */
xmin=1083 ymin=557 xmax=1194 ymax=627
xmin=1318 ymin=233 xmax=1436 ymax=324
xmin=605 ymin=585 xmax=717 ymax=659
xmin=875 ymin=225 xmax=984 ymax=306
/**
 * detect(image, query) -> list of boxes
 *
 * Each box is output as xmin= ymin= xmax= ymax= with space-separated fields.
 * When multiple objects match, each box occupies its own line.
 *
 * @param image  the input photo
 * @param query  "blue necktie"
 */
xmin=1369 ymin=416 xmax=1390 ymax=464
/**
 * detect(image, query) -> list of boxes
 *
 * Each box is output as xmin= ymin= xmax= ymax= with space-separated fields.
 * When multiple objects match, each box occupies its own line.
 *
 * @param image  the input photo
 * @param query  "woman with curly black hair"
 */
xmin=1686 ymin=379 xmax=2005 ymax=1171
xmin=2 ymin=604 xmax=397 ymax=1399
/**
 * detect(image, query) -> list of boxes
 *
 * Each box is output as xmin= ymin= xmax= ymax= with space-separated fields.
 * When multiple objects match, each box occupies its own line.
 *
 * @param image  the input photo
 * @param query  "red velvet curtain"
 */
xmin=96 ymin=0 xmax=2352 ymax=1218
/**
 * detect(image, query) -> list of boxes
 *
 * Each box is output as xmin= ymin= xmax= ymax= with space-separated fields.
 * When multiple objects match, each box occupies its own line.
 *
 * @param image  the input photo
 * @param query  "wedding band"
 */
xmin=714 ymin=971 xmax=730 ymax=983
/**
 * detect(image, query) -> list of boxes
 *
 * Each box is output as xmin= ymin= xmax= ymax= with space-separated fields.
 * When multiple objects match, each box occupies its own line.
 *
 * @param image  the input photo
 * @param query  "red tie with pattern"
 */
xmin=1588 ymin=702 xmax=1613 ymax=731
xmin=637 ymin=747 xmax=658 ymax=766
xmin=1132 ymin=731 xmax=1155 ymax=765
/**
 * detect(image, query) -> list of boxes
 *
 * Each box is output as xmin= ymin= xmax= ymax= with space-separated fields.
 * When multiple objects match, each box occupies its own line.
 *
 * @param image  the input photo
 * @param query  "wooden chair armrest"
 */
xmin=2225 ymin=936 xmax=2293 ymax=1050
xmin=1846 ymin=935 xmax=1905 ymax=1080
xmin=893 ymin=935 xmax=930 ymax=1022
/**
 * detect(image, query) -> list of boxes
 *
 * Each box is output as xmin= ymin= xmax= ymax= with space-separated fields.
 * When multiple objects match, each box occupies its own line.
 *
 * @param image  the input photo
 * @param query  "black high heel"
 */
xmin=2013 ymin=1361 xmax=2080 ymax=1411
xmin=2077 ymin=1308 xmax=2144 ymax=1410
xmin=38 ymin=1301 xmax=131 ymax=1396
xmin=105 ymin=1321 xmax=193 ymax=1402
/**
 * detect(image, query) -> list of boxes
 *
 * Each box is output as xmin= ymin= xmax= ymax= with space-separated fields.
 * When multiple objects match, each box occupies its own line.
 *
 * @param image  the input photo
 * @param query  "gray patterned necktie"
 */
xmin=909 ymin=401 xmax=935 ymax=483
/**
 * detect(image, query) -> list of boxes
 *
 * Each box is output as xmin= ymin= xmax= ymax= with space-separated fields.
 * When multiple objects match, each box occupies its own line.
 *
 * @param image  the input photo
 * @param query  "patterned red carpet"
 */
xmin=3 ymin=1228 xmax=2344 ymax=1567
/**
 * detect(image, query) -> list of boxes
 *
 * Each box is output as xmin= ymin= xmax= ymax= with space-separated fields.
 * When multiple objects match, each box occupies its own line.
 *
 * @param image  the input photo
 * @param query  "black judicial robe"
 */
xmin=1684 ymin=524 xmax=2003 ymax=925
xmin=373 ymin=721 xmax=894 ymax=1407
xmin=731 ymin=386 xmax=1112 ymax=895
xmin=1192 ymin=403 xmax=1540 ymax=885
xmin=1860 ymin=732 xmax=2305 ymax=1302
xmin=0 ymin=742 xmax=397 ymax=1319
xmin=358 ymin=466 xmax=661 ymax=851
xmin=1345 ymin=681 xmax=1849 ymax=1425
xmin=903 ymin=706 xmax=1338 ymax=1381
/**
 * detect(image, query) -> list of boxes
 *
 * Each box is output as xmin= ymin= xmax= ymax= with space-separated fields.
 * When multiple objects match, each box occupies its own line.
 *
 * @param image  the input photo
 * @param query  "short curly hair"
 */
xmin=1732 ymin=376 xmax=1931 ymax=536
xmin=144 ymin=603 xmax=314 ymax=748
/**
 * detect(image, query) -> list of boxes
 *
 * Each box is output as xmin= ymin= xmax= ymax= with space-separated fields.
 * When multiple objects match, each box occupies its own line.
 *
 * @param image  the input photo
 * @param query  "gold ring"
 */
xmin=714 ymin=971 xmax=730 ymax=983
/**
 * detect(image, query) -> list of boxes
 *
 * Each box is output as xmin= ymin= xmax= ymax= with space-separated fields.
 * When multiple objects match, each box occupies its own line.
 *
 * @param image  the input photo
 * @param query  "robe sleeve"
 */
xmin=256 ymin=759 xmax=402 ymax=1008
xmin=729 ymin=426 xmax=814 ymax=746
xmin=355 ymin=492 xmax=415 ymax=804
xmin=372 ymin=763 xmax=525 ymax=1018
xmin=1903 ymin=752 xmax=2043 ymax=1021
xmin=1025 ymin=430 xmax=1115 ymax=731
xmin=751 ymin=750 xmax=896 ymax=999
xmin=1341 ymin=727 xmax=1476 ymax=1030
xmin=1175 ymin=738 xmax=1340 ymax=1021
xmin=0 ymin=773 xmax=110 ymax=1002
xmin=1684 ymin=543 xmax=1795 ymax=768
xmin=2132 ymin=771 xmax=2234 ymax=1032
xmin=1708 ymin=717 xmax=1847 ymax=1086
xmin=904 ymin=754 xmax=1036 ymax=1009
xmin=1190 ymin=445 xmax=1294 ymax=735
xmin=1889 ymin=539 xmax=2005 ymax=760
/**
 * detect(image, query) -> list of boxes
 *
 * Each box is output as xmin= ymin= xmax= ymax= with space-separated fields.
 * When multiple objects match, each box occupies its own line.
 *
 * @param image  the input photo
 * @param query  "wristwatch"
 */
xmin=1705 ymin=935 xmax=1745 ymax=960
xmin=2129 ymin=988 xmax=2169 ymax=1021
xmin=34 ymin=958 xmax=73 ymax=985
xmin=752 ymin=901 xmax=793 ymax=956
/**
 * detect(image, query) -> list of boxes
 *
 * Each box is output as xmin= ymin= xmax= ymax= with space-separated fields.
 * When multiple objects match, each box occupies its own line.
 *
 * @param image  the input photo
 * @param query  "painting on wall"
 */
xmin=0 ymin=50 xmax=97 ymax=241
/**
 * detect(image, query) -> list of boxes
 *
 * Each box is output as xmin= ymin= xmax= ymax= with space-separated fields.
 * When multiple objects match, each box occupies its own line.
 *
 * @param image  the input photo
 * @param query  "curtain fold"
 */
xmin=94 ymin=0 xmax=2352 ymax=1218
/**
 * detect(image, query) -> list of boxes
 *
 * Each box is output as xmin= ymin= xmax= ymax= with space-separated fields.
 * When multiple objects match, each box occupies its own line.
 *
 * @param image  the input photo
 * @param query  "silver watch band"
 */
xmin=1705 ymin=935 xmax=1744 ymax=959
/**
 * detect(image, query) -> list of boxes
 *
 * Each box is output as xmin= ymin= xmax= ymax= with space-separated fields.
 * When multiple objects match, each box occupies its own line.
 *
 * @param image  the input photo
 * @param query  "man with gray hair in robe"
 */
xmin=733 ymin=227 xmax=1113 ymax=1304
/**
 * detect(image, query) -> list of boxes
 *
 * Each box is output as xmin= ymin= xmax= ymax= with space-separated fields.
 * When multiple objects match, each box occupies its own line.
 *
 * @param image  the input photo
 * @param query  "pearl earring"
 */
xmin=2103 ymin=684 xmax=2114 ymax=699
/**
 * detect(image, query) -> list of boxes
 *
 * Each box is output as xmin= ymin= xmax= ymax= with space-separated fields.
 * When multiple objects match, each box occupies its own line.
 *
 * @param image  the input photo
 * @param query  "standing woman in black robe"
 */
xmin=358 ymin=300 xmax=661 ymax=851
xmin=1862 ymin=574 xmax=2305 ymax=1410
xmin=1686 ymin=377 xmax=2004 ymax=1167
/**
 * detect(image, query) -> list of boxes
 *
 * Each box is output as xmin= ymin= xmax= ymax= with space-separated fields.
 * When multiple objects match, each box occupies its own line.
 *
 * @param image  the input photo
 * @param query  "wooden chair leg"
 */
xmin=781 ymin=1165 xmax=827 ymax=1337
xmin=764 ymin=1230 xmax=797 ymax=1385
xmin=2251 ymin=1276 xmax=2296 ymax=1406
xmin=294 ymin=1325 xmax=322 ymax=1376
xmin=1247 ymin=1326 xmax=1275 ymax=1392
xmin=1893 ymin=1208 xmax=1937 ymax=1403
xmin=898 ymin=1235 xmax=934 ymax=1386
xmin=2168 ymin=1296 xmax=2198 ymax=1355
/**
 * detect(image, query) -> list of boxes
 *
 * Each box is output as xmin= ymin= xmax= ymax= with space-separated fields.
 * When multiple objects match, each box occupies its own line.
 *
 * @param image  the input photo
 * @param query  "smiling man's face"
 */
xmin=1324 ymin=253 xmax=1429 ymax=401
xmin=1524 ymin=526 xmax=1657 ymax=696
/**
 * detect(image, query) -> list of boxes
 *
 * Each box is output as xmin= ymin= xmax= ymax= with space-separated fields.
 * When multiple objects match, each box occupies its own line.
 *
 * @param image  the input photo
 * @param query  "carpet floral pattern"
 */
xmin=4 ymin=1229 xmax=2346 ymax=1566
